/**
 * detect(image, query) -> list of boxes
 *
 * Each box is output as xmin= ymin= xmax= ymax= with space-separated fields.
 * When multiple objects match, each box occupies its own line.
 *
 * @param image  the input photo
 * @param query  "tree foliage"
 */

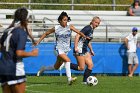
xmin=0 ymin=0 xmax=132 ymax=10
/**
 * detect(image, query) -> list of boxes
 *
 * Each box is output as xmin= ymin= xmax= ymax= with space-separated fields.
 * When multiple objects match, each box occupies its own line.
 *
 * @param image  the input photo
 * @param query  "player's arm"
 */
xmin=16 ymin=29 xmax=38 ymax=58
xmin=74 ymin=34 xmax=80 ymax=52
xmin=88 ymin=42 xmax=95 ymax=56
xmin=27 ymin=26 xmax=36 ymax=44
xmin=124 ymin=37 xmax=129 ymax=50
xmin=16 ymin=49 xmax=38 ymax=58
xmin=35 ymin=27 xmax=55 ymax=45
xmin=70 ymin=25 xmax=86 ymax=38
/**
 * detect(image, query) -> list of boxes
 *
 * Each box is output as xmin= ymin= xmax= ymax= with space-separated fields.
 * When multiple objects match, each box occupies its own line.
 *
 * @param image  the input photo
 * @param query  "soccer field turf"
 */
xmin=0 ymin=75 xmax=140 ymax=93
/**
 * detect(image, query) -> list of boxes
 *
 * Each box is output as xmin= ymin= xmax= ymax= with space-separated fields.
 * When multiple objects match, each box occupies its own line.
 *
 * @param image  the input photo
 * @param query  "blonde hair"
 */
xmin=90 ymin=16 xmax=101 ymax=25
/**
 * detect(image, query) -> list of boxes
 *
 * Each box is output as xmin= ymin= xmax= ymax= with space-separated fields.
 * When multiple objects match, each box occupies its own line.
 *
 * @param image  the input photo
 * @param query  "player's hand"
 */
xmin=31 ymin=48 xmax=38 ymax=56
xmin=90 ymin=50 xmax=95 ymax=56
xmin=86 ymin=36 xmax=91 ymax=40
xmin=75 ymin=47 xmax=79 ymax=52
xmin=33 ymin=42 xmax=39 ymax=46
xmin=83 ymin=37 xmax=90 ymax=41
xmin=32 ymin=40 xmax=36 ymax=45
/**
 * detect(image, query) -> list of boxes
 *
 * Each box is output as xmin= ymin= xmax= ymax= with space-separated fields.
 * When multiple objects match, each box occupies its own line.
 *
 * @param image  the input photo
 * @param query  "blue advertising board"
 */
xmin=24 ymin=42 xmax=140 ymax=74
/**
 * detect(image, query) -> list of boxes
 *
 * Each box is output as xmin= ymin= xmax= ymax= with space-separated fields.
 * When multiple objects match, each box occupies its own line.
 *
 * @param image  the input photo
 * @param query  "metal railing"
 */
xmin=0 ymin=0 xmax=131 ymax=10
xmin=1 ymin=9 xmax=139 ymax=43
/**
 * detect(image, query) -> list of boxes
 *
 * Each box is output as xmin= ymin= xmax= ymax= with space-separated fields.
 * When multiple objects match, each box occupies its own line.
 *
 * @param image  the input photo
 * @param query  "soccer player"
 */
xmin=0 ymin=7 xmax=38 ymax=93
xmin=70 ymin=16 xmax=101 ymax=84
xmin=124 ymin=27 xmax=139 ymax=77
xmin=35 ymin=11 xmax=86 ymax=85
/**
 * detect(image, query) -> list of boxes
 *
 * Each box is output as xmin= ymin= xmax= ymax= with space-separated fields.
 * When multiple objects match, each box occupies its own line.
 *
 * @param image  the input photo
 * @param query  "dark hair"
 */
xmin=8 ymin=7 xmax=35 ymax=43
xmin=132 ymin=0 xmax=140 ymax=8
xmin=58 ymin=11 xmax=71 ymax=23
xmin=14 ymin=7 xmax=28 ymax=27
xmin=8 ymin=7 xmax=28 ymax=29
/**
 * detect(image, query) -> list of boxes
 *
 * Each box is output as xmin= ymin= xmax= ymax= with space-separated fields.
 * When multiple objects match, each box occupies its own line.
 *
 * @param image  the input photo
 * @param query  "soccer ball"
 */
xmin=87 ymin=76 xmax=98 ymax=86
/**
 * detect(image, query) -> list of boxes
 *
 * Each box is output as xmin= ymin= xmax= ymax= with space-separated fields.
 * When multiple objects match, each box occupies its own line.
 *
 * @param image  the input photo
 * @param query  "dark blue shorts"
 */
xmin=0 ymin=75 xmax=26 ymax=86
xmin=73 ymin=49 xmax=88 ymax=56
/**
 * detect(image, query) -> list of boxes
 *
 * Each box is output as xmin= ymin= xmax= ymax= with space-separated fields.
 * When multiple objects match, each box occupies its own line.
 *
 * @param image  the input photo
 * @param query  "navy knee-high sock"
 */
xmin=83 ymin=68 xmax=92 ymax=82
xmin=70 ymin=63 xmax=78 ymax=71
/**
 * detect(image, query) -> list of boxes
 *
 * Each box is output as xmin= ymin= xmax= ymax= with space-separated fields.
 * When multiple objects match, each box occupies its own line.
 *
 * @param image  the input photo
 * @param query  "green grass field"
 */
xmin=0 ymin=75 xmax=140 ymax=93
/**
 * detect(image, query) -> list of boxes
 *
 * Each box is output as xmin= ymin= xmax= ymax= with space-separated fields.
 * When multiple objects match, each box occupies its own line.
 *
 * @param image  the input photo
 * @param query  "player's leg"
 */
xmin=37 ymin=56 xmax=63 ymax=76
xmin=130 ymin=63 xmax=138 ymax=76
xmin=58 ymin=54 xmax=71 ymax=82
xmin=58 ymin=54 xmax=77 ymax=85
xmin=71 ymin=55 xmax=86 ymax=71
xmin=1 ymin=77 xmax=26 ymax=93
xmin=129 ymin=53 xmax=139 ymax=77
xmin=85 ymin=52 xmax=93 ymax=70
xmin=1 ymin=75 xmax=13 ymax=93
xmin=2 ymin=84 xmax=12 ymax=93
xmin=70 ymin=52 xmax=86 ymax=71
xmin=37 ymin=49 xmax=64 ymax=76
xmin=128 ymin=64 xmax=133 ymax=76
xmin=10 ymin=82 xmax=26 ymax=93
xmin=83 ymin=52 xmax=93 ymax=83
xmin=58 ymin=62 xmax=65 ymax=71
xmin=128 ymin=53 xmax=133 ymax=77
xmin=53 ymin=49 xmax=69 ymax=70
xmin=54 ymin=56 xmax=64 ymax=70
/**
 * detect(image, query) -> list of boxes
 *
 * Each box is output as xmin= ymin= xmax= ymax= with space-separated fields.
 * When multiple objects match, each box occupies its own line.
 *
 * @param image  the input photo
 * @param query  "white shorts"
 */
xmin=127 ymin=52 xmax=139 ymax=64
xmin=54 ymin=49 xmax=69 ymax=56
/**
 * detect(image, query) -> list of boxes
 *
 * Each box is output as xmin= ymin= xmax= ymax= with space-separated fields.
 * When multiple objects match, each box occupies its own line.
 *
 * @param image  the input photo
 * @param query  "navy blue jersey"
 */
xmin=74 ymin=25 xmax=93 ymax=54
xmin=0 ymin=27 xmax=28 ymax=75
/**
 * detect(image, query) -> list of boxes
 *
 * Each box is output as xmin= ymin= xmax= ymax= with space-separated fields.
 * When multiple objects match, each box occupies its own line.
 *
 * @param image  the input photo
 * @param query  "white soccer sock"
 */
xmin=64 ymin=62 xmax=72 ymax=81
xmin=59 ymin=63 xmax=65 ymax=70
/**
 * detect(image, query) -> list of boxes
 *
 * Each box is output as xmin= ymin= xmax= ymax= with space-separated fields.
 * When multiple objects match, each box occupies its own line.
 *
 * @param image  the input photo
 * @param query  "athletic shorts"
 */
xmin=127 ymin=52 xmax=139 ymax=64
xmin=0 ymin=75 xmax=26 ymax=86
xmin=54 ymin=49 xmax=69 ymax=56
xmin=73 ymin=48 xmax=88 ymax=56
xmin=0 ymin=62 xmax=26 ymax=86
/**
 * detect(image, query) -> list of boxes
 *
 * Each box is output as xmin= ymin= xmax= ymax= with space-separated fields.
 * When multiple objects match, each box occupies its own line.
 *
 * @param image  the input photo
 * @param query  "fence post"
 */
xmin=71 ymin=0 xmax=74 ymax=10
xmin=112 ymin=0 xmax=116 ymax=11
xmin=28 ymin=0 xmax=31 ymax=9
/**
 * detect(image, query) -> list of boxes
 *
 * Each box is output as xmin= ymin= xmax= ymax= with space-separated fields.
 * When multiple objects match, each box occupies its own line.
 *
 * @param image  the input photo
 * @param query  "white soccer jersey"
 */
xmin=126 ymin=33 xmax=138 ymax=52
xmin=55 ymin=24 xmax=72 ymax=52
